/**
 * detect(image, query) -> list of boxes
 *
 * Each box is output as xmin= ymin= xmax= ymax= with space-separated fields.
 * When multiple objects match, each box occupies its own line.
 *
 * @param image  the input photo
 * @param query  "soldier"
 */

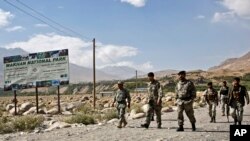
xmin=228 ymin=77 xmax=249 ymax=125
xmin=112 ymin=81 xmax=131 ymax=128
xmin=141 ymin=72 xmax=163 ymax=129
xmin=204 ymin=82 xmax=219 ymax=123
xmin=219 ymin=81 xmax=230 ymax=116
xmin=175 ymin=71 xmax=196 ymax=131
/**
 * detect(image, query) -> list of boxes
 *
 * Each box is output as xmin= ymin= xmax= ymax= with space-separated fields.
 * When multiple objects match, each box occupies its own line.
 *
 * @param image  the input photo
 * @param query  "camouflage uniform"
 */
xmin=175 ymin=80 xmax=196 ymax=126
xmin=204 ymin=88 xmax=218 ymax=122
xmin=144 ymin=80 xmax=163 ymax=127
xmin=228 ymin=85 xmax=249 ymax=125
xmin=114 ymin=88 xmax=131 ymax=127
xmin=219 ymin=86 xmax=229 ymax=116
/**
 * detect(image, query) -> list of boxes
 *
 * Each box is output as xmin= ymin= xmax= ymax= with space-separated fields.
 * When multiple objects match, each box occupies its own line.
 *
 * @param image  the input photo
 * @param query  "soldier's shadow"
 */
xmin=215 ymin=121 xmax=233 ymax=123
xmin=169 ymin=127 xmax=229 ymax=132
xmin=126 ymin=126 xmax=169 ymax=129
xmin=195 ymin=129 xmax=229 ymax=133
xmin=161 ymin=119 xmax=178 ymax=121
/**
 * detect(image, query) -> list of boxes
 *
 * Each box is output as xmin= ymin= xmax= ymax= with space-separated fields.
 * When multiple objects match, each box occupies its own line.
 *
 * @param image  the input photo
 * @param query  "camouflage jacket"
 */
xmin=219 ymin=86 xmax=229 ymax=97
xmin=228 ymin=85 xmax=249 ymax=106
xmin=175 ymin=80 xmax=196 ymax=104
xmin=204 ymin=88 xmax=218 ymax=103
xmin=114 ymin=88 xmax=131 ymax=105
xmin=147 ymin=80 xmax=163 ymax=102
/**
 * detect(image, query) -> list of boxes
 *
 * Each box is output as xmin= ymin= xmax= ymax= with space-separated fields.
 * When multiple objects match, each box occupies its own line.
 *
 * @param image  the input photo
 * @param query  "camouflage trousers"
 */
xmin=117 ymin=104 xmax=127 ymax=125
xmin=145 ymin=102 xmax=162 ymax=126
xmin=177 ymin=101 xmax=196 ymax=126
xmin=221 ymin=96 xmax=230 ymax=115
xmin=231 ymin=101 xmax=244 ymax=122
xmin=208 ymin=102 xmax=217 ymax=118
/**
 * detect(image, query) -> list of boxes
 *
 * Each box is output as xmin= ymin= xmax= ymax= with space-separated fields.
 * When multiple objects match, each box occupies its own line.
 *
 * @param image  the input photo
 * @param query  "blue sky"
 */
xmin=0 ymin=0 xmax=250 ymax=72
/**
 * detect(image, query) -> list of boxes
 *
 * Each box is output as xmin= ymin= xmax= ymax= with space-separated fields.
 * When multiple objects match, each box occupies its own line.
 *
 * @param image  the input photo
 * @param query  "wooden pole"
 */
xmin=93 ymin=38 xmax=96 ymax=109
xmin=36 ymin=87 xmax=39 ymax=114
xmin=14 ymin=90 xmax=17 ymax=115
xmin=57 ymin=85 xmax=61 ymax=113
xmin=136 ymin=70 xmax=138 ymax=94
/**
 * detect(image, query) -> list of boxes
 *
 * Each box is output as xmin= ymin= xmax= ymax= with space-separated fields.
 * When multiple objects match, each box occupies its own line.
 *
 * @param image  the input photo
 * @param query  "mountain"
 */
xmin=138 ymin=69 xmax=179 ymax=78
xmin=100 ymin=66 xmax=144 ymax=79
xmin=69 ymin=64 xmax=119 ymax=83
xmin=209 ymin=51 xmax=250 ymax=72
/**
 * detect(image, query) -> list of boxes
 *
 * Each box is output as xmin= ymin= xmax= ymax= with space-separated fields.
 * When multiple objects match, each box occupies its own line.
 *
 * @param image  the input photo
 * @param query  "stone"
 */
xmin=193 ymin=102 xmax=199 ymax=109
xmin=22 ymin=107 xmax=37 ymax=115
xmin=62 ymin=111 xmax=73 ymax=115
xmin=132 ymin=113 xmax=145 ymax=119
xmin=45 ymin=121 xmax=71 ymax=132
xmin=107 ymin=118 xmax=118 ymax=124
xmin=20 ymin=102 xmax=33 ymax=113
xmin=165 ymin=96 xmax=173 ymax=102
xmin=46 ymin=107 xmax=58 ymax=114
xmin=9 ymin=107 xmax=20 ymax=115
xmin=104 ymin=103 xmax=110 ymax=108
xmin=6 ymin=104 xmax=15 ymax=111
xmin=161 ymin=107 xmax=174 ymax=113
xmin=141 ymin=104 xmax=149 ymax=113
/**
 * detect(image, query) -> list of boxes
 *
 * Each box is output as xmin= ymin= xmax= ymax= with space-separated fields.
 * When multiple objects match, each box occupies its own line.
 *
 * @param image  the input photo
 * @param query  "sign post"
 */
xmin=14 ymin=90 xmax=17 ymax=115
xmin=35 ymin=87 xmax=39 ymax=114
xmin=57 ymin=85 xmax=61 ymax=113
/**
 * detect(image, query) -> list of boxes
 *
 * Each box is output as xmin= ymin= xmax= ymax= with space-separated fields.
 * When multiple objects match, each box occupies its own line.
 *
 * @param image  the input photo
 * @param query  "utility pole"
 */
xmin=93 ymin=38 xmax=96 ymax=109
xmin=136 ymin=70 xmax=138 ymax=94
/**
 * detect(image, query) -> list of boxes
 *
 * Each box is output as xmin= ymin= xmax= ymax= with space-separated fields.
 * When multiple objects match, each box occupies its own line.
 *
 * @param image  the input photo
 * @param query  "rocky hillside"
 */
xmin=209 ymin=51 xmax=250 ymax=73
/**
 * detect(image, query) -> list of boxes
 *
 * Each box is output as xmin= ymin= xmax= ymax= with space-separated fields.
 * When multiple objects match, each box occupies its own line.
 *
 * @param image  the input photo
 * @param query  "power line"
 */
xmin=4 ymin=0 xmax=92 ymax=41
xmin=15 ymin=0 xmax=92 ymax=40
xmin=3 ymin=0 xmax=73 ymax=36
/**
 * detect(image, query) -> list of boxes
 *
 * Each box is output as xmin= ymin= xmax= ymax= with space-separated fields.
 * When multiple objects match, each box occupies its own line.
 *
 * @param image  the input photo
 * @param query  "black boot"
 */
xmin=234 ymin=119 xmax=237 ymax=125
xmin=151 ymin=116 xmax=154 ymax=121
xmin=213 ymin=117 xmax=216 ymax=123
xmin=238 ymin=122 xmax=241 ymax=125
xmin=157 ymin=124 xmax=161 ymax=129
xmin=176 ymin=125 xmax=184 ymax=132
xmin=141 ymin=123 xmax=149 ymax=129
xmin=192 ymin=123 xmax=196 ymax=131
xmin=210 ymin=118 xmax=213 ymax=123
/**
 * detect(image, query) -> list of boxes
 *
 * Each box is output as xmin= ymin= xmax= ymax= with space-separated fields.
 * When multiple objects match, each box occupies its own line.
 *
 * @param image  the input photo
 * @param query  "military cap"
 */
xmin=178 ymin=71 xmax=186 ymax=75
xmin=147 ymin=72 xmax=154 ymax=77
xmin=117 ymin=81 xmax=124 ymax=85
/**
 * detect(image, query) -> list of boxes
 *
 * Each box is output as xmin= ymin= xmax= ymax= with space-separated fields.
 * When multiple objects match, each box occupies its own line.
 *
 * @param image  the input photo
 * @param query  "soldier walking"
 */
xmin=204 ymin=82 xmax=219 ymax=123
xmin=228 ymin=77 xmax=249 ymax=125
xmin=219 ymin=81 xmax=230 ymax=116
xmin=175 ymin=71 xmax=196 ymax=131
xmin=141 ymin=72 xmax=163 ymax=129
xmin=112 ymin=81 xmax=131 ymax=128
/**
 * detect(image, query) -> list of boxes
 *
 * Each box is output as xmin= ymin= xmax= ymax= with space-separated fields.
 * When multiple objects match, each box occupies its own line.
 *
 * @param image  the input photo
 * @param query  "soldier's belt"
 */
xmin=178 ymin=97 xmax=191 ymax=100
xmin=117 ymin=101 xmax=126 ymax=104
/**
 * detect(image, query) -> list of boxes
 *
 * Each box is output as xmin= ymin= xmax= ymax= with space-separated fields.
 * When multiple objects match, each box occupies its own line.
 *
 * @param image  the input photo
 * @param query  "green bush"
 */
xmin=12 ymin=115 xmax=44 ymax=132
xmin=75 ymin=103 xmax=94 ymax=114
xmin=65 ymin=114 xmax=95 ymax=125
xmin=0 ymin=115 xmax=44 ymax=134
xmin=102 ymin=109 xmax=118 ymax=121
xmin=0 ymin=122 xmax=14 ymax=134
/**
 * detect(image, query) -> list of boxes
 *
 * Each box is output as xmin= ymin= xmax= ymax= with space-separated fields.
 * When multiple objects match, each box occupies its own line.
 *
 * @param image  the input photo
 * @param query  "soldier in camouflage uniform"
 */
xmin=141 ymin=72 xmax=163 ymax=129
xmin=112 ymin=81 xmax=131 ymax=128
xmin=204 ymin=82 xmax=219 ymax=123
xmin=219 ymin=81 xmax=230 ymax=116
xmin=175 ymin=71 xmax=196 ymax=132
xmin=228 ymin=77 xmax=249 ymax=125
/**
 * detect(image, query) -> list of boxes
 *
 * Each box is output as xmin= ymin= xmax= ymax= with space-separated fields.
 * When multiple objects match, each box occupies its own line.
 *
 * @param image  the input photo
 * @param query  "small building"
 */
xmin=98 ymin=91 xmax=115 ymax=98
